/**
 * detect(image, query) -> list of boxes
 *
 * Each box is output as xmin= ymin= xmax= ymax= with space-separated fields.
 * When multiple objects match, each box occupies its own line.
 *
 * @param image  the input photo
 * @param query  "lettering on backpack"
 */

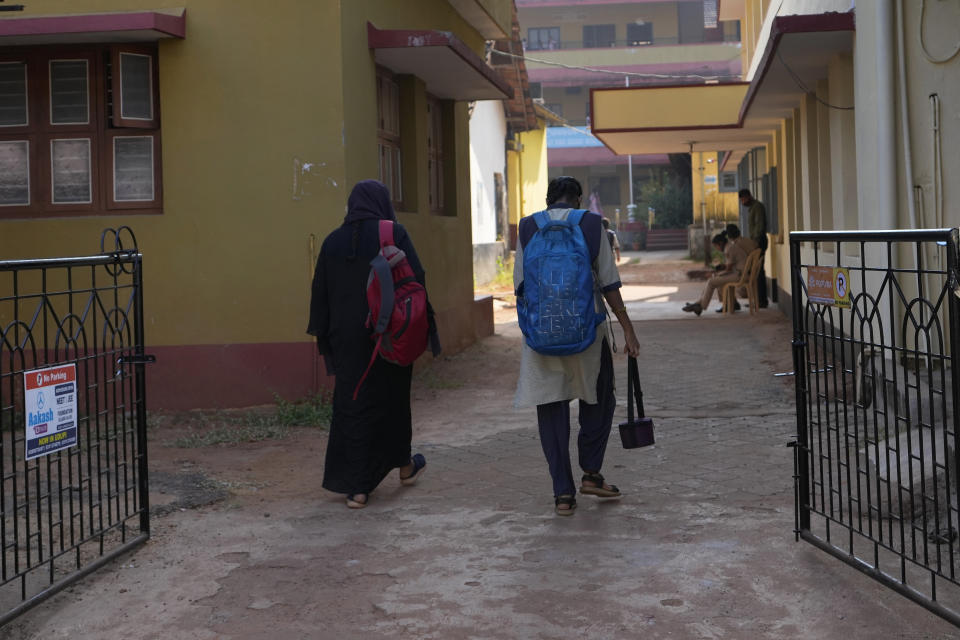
xmin=517 ymin=209 xmax=603 ymax=355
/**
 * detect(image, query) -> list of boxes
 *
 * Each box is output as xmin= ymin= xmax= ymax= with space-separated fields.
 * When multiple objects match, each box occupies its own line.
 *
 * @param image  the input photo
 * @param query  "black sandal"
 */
xmin=580 ymin=472 xmax=622 ymax=499
xmin=554 ymin=494 xmax=577 ymax=516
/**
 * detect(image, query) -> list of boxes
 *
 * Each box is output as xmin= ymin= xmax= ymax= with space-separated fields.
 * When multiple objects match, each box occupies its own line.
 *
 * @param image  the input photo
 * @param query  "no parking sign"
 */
xmin=24 ymin=364 xmax=78 ymax=460
xmin=807 ymin=266 xmax=851 ymax=309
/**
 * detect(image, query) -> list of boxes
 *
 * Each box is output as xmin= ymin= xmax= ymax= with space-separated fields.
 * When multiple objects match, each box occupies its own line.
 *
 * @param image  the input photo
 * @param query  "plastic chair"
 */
xmin=722 ymin=248 xmax=762 ymax=314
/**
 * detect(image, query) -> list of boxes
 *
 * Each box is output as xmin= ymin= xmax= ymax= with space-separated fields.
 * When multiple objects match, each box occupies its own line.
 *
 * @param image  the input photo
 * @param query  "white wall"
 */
xmin=469 ymin=100 xmax=507 ymax=245
xmin=747 ymin=0 xmax=854 ymax=80
xmin=854 ymin=0 xmax=960 ymax=232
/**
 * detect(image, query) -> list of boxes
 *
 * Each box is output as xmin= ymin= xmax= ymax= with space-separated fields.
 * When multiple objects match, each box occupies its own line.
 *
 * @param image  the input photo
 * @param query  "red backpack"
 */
xmin=353 ymin=220 xmax=429 ymax=400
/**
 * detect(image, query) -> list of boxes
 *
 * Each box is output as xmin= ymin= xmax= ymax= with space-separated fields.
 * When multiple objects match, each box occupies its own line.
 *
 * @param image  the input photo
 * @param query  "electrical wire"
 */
xmin=775 ymin=50 xmax=854 ymax=110
xmin=920 ymin=0 xmax=960 ymax=64
xmin=490 ymin=48 xmax=732 ymax=82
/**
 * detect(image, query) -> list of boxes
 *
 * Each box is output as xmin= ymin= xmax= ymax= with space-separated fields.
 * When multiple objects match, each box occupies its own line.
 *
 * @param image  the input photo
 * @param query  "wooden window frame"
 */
xmin=105 ymin=130 xmax=161 ymax=210
xmin=427 ymin=96 xmax=444 ymax=213
xmin=0 ymin=44 xmax=161 ymax=219
xmin=45 ymin=56 xmax=94 ymax=129
xmin=0 ymin=54 xmax=35 ymax=133
xmin=111 ymin=46 xmax=159 ymax=129
xmin=43 ymin=134 xmax=99 ymax=214
xmin=376 ymin=67 xmax=403 ymax=209
xmin=0 ymin=136 xmax=37 ymax=212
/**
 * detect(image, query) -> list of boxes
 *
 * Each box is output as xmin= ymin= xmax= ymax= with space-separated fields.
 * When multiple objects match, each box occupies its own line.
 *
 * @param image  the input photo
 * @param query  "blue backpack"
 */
xmin=517 ymin=209 xmax=603 ymax=355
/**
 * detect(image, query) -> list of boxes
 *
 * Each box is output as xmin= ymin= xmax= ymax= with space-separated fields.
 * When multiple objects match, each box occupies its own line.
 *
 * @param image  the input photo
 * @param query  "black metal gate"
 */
xmin=790 ymin=228 xmax=960 ymax=626
xmin=0 ymin=228 xmax=151 ymax=625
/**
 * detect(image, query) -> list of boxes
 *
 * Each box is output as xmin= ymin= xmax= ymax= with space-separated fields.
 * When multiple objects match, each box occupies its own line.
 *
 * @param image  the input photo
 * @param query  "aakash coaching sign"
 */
xmin=24 ymin=364 xmax=78 ymax=460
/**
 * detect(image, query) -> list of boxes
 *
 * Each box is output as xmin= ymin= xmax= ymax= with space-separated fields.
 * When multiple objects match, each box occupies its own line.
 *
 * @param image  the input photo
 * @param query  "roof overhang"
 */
xmin=368 ymin=23 xmax=512 ymax=101
xmin=590 ymin=11 xmax=854 ymax=158
xmin=0 ymin=9 xmax=186 ymax=45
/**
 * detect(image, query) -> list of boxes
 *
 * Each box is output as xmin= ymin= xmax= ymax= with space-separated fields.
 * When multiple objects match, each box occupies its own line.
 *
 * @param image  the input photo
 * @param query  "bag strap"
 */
xmin=369 ymin=254 xmax=395 ymax=334
xmin=532 ymin=210 xmax=550 ymax=230
xmin=626 ymin=356 xmax=645 ymax=421
xmin=379 ymin=219 xmax=395 ymax=248
xmin=567 ymin=208 xmax=586 ymax=226
xmin=353 ymin=334 xmax=383 ymax=401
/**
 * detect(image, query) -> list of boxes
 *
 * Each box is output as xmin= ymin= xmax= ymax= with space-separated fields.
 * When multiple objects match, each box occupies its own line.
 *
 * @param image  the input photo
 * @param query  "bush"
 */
xmin=637 ymin=175 xmax=692 ymax=230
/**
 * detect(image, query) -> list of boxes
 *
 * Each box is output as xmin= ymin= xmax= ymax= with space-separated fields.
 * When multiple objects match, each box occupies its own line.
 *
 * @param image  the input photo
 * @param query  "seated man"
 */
xmin=682 ymin=232 xmax=748 ymax=316
xmin=725 ymin=224 xmax=757 ymax=301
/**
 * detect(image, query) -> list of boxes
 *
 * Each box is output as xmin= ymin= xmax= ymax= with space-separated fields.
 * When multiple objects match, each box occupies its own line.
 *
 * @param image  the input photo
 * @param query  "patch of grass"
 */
xmin=274 ymin=392 xmax=332 ymax=427
xmin=171 ymin=422 xmax=290 ymax=448
xmin=166 ymin=392 xmax=333 ymax=448
xmin=489 ymin=255 xmax=514 ymax=290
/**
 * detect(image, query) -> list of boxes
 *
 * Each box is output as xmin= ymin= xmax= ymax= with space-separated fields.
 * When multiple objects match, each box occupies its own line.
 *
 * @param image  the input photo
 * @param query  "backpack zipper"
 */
xmin=393 ymin=297 xmax=413 ymax=339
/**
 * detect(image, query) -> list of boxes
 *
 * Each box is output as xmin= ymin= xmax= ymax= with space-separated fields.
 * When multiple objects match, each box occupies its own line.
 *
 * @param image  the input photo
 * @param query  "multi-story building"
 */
xmin=589 ymin=0 xmax=960 ymax=311
xmin=516 ymin=0 xmax=741 ymax=222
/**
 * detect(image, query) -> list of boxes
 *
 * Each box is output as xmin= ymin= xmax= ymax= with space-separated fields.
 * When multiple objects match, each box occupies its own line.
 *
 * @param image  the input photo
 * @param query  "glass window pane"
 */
xmin=51 ymin=139 xmax=91 ymax=204
xmin=119 ymin=53 xmax=152 ymax=120
xmin=114 ymin=136 xmax=154 ymax=201
xmin=50 ymin=60 xmax=89 ymax=124
xmin=0 ymin=62 xmax=28 ymax=127
xmin=0 ymin=140 xmax=29 ymax=205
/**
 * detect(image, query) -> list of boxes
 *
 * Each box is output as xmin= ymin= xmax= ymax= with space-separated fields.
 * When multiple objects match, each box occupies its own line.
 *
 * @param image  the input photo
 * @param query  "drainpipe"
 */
xmin=876 ymin=0 xmax=897 ymax=231
xmin=626 ymin=76 xmax=634 ymax=207
xmin=896 ymin=0 xmax=918 ymax=237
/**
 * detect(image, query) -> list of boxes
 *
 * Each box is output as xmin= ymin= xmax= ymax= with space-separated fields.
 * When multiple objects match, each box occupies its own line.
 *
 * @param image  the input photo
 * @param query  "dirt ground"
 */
xmin=7 ymin=256 xmax=960 ymax=639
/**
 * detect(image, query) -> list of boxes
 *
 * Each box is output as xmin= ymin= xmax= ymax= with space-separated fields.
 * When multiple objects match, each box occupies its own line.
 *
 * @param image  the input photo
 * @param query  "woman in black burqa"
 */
xmin=308 ymin=180 xmax=438 ymax=509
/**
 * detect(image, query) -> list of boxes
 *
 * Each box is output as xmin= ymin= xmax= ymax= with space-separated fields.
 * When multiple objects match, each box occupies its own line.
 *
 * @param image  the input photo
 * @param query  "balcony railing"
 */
xmin=525 ymin=35 xmax=740 ymax=51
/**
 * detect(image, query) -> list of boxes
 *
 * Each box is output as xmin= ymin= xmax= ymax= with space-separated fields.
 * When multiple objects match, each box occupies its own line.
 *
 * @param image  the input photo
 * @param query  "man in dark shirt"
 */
xmin=739 ymin=189 xmax=769 ymax=308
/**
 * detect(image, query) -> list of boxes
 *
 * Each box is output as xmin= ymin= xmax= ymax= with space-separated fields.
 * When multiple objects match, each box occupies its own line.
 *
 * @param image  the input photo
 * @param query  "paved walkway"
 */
xmin=8 ymin=276 xmax=960 ymax=638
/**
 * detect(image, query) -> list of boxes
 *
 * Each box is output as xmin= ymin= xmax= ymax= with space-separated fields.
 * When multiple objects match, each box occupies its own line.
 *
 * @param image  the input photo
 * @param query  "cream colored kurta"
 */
xmin=513 ymin=208 xmax=622 ymax=408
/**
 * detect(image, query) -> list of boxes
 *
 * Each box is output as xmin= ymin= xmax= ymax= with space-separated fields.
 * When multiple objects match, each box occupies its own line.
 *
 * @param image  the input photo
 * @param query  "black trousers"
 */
xmin=535 ymin=340 xmax=615 ymax=497
xmin=757 ymin=261 xmax=768 ymax=305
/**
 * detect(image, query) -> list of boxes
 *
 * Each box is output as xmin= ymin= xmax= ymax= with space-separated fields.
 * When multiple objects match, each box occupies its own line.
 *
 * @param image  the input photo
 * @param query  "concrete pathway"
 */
xmin=7 ymin=276 xmax=960 ymax=638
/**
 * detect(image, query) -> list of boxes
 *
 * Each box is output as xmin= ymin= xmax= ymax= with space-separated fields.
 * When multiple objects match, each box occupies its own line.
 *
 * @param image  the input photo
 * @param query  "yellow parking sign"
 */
xmin=808 ymin=266 xmax=851 ymax=308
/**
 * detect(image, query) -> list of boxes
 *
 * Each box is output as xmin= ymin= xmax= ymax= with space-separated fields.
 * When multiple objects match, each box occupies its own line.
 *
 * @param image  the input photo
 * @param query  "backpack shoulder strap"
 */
xmin=379 ymin=220 xmax=395 ymax=248
xmin=567 ymin=209 xmax=587 ymax=226
xmin=532 ymin=210 xmax=551 ymax=230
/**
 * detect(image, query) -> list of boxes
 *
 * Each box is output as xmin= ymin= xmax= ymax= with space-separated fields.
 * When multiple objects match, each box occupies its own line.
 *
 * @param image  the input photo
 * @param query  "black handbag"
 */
xmin=619 ymin=356 xmax=655 ymax=449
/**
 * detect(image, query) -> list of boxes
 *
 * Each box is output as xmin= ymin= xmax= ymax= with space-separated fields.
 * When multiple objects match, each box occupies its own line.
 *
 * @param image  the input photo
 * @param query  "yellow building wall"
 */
xmin=518 ymin=125 xmax=549 ymax=219
xmin=507 ymin=149 xmax=522 ymax=227
xmin=691 ymin=152 xmax=738 ymax=225
xmin=0 ymin=0 xmax=346 ymax=348
xmin=338 ymin=0 xmax=491 ymax=354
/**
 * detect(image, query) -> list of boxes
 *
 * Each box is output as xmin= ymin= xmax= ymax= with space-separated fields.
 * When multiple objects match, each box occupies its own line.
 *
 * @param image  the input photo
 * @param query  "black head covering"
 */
xmin=344 ymin=179 xmax=397 ymax=224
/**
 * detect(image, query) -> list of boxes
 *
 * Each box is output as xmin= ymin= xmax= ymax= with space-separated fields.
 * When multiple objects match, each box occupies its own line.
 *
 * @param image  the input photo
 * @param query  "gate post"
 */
xmin=133 ymin=253 xmax=151 ymax=537
xmin=789 ymin=234 xmax=811 ymax=532
xmin=947 ymin=230 xmax=960 ymax=552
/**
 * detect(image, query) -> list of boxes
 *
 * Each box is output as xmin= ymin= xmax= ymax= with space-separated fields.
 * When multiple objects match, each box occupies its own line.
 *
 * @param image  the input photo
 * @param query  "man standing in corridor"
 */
xmin=739 ymin=188 xmax=769 ymax=308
